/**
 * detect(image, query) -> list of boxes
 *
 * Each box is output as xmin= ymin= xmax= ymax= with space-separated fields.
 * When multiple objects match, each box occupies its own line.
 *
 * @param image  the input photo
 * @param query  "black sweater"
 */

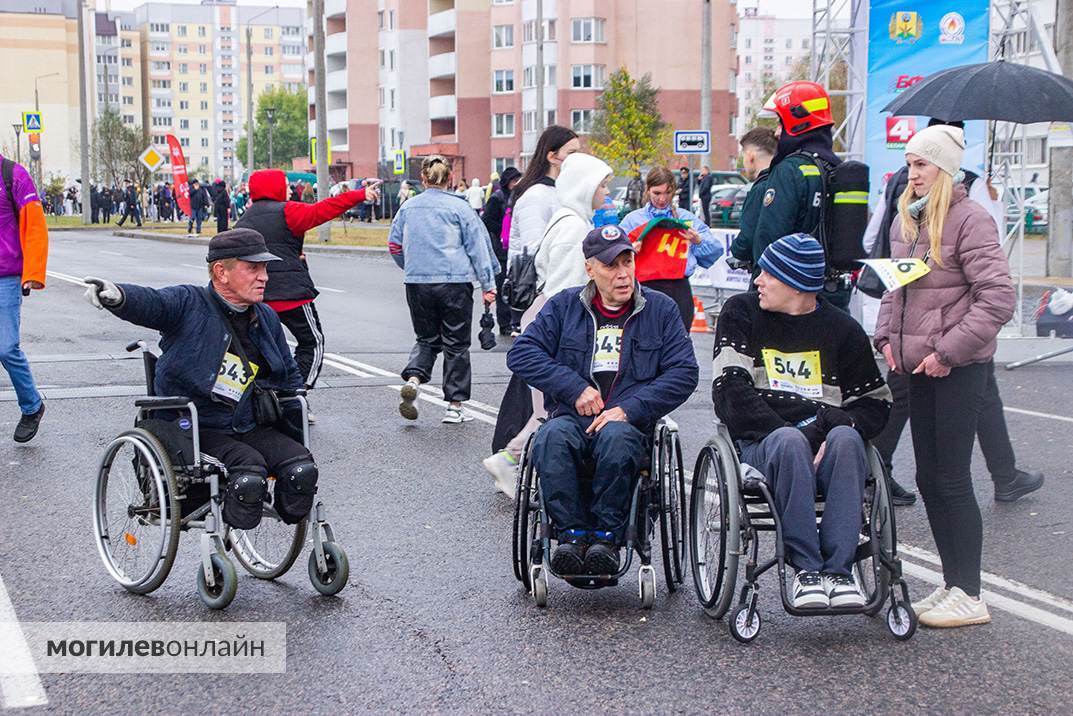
xmin=711 ymin=292 xmax=890 ymax=446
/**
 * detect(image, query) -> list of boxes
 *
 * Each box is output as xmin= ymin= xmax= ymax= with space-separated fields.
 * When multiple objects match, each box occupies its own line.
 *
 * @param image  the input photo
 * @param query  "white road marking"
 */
xmin=0 ymin=573 xmax=48 ymax=709
xmin=99 ymin=250 xmax=124 ymax=257
xmin=1002 ymin=406 xmax=1073 ymax=424
xmin=45 ymin=270 xmax=87 ymax=286
xmin=901 ymin=560 xmax=1073 ymax=637
xmin=315 ymin=286 xmax=345 ymax=294
xmin=180 ymin=264 xmax=203 ymax=270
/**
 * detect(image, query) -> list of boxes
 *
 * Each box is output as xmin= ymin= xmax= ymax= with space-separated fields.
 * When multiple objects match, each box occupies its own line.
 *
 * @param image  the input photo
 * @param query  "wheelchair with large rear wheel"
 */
xmin=512 ymin=417 xmax=687 ymax=609
xmin=92 ymin=339 xmax=349 ymax=609
xmin=689 ymin=420 xmax=917 ymax=642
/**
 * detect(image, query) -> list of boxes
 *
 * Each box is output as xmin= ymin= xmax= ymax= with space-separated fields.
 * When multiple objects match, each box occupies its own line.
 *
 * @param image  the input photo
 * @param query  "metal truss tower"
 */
xmin=811 ymin=0 xmax=868 ymax=160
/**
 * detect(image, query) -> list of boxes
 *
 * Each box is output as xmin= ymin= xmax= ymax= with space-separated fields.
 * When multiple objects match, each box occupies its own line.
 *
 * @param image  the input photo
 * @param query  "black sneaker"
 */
xmin=995 ymin=469 xmax=1045 ymax=503
xmin=551 ymin=529 xmax=588 ymax=575
xmin=13 ymin=402 xmax=44 ymax=443
xmin=582 ymin=533 xmax=620 ymax=575
xmin=889 ymin=477 xmax=917 ymax=506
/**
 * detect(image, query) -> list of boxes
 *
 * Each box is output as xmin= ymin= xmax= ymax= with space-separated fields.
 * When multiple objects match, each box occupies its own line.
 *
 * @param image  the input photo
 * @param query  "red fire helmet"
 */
xmin=762 ymin=81 xmax=834 ymax=137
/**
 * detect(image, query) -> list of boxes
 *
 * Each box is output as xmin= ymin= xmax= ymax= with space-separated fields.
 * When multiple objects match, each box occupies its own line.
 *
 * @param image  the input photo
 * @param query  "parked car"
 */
xmin=1024 ymin=190 xmax=1049 ymax=231
xmin=708 ymin=184 xmax=751 ymax=228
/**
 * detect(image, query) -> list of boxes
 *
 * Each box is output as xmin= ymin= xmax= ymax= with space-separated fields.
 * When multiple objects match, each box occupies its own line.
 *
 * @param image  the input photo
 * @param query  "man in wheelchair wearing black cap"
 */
xmin=83 ymin=228 xmax=317 ymax=530
xmin=507 ymin=225 xmax=698 ymax=576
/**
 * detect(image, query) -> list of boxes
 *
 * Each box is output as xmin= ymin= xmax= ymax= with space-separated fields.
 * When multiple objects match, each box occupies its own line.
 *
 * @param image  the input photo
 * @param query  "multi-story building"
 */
xmin=134 ymin=1 xmax=306 ymax=179
xmin=0 ymin=0 xmax=84 ymax=183
xmin=734 ymin=6 xmax=813 ymax=137
xmin=310 ymin=0 xmax=739 ymax=182
xmin=93 ymin=11 xmax=144 ymax=128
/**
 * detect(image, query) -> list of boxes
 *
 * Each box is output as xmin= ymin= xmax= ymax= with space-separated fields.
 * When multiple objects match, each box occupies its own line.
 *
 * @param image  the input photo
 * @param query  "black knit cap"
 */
xmin=205 ymin=227 xmax=281 ymax=263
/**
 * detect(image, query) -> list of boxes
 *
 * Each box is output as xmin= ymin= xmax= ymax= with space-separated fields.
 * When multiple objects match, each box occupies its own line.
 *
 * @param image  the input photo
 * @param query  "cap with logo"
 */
xmin=582 ymin=224 xmax=637 ymax=266
xmin=205 ymin=227 xmax=282 ymax=264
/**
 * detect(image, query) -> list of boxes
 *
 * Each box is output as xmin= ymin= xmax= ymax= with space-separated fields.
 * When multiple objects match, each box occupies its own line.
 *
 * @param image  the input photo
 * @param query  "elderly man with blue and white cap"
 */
xmin=711 ymin=233 xmax=893 ymax=610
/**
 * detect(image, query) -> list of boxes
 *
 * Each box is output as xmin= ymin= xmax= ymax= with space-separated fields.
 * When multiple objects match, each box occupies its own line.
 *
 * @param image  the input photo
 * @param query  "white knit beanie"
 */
xmin=904 ymin=125 xmax=966 ymax=177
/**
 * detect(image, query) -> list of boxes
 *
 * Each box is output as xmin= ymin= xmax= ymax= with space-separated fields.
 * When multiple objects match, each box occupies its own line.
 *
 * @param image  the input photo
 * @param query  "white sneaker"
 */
xmin=306 ymin=411 xmax=317 ymax=425
xmin=791 ymin=571 xmax=829 ymax=609
xmin=919 ymin=587 xmax=991 ymax=628
xmin=399 ymin=381 xmax=419 ymax=420
xmin=482 ymin=451 xmax=518 ymax=500
xmin=823 ymin=573 xmax=865 ymax=607
xmin=912 ymin=586 xmax=949 ymax=615
xmin=441 ymin=406 xmax=473 ymax=424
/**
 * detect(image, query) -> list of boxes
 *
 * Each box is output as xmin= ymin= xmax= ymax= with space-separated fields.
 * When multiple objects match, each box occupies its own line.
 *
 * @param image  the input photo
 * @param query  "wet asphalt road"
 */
xmin=0 ymin=231 xmax=1071 ymax=713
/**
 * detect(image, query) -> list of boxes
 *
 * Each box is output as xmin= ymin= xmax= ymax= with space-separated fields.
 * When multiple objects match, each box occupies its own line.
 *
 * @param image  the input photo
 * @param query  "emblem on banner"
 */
xmin=889 ymin=11 xmax=923 ymax=44
xmin=939 ymin=12 xmax=965 ymax=45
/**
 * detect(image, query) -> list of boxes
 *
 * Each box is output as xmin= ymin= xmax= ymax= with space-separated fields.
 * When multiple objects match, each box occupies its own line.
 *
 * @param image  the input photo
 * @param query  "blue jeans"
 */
xmin=531 ymin=414 xmax=647 ymax=541
xmin=739 ymin=425 xmax=867 ymax=576
xmin=0 ymin=276 xmax=42 ymax=415
xmin=188 ymin=208 xmax=204 ymax=233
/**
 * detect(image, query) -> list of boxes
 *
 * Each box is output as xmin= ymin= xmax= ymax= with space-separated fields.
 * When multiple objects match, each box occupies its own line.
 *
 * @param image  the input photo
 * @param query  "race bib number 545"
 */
xmin=761 ymin=349 xmax=822 ymax=399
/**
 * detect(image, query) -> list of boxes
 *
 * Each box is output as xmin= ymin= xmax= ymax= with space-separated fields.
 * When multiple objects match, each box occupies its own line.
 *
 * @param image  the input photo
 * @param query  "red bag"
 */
xmin=628 ymin=217 xmax=693 ymax=282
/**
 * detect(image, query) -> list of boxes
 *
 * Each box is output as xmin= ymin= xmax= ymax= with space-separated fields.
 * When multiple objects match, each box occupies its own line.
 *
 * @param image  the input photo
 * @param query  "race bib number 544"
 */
xmin=761 ymin=349 xmax=822 ymax=399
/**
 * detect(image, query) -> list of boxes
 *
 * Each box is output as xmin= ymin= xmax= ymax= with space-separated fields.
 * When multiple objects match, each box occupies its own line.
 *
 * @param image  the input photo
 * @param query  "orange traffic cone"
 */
xmin=690 ymin=297 xmax=709 ymax=334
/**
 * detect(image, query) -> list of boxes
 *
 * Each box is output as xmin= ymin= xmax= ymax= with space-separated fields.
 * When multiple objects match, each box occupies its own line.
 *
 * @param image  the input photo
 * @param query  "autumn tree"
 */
xmin=237 ymin=86 xmax=308 ymax=170
xmin=591 ymin=69 xmax=672 ymax=176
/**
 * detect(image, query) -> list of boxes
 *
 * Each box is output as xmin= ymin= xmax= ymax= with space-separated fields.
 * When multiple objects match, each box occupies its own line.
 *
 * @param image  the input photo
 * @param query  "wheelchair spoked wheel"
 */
xmin=656 ymin=424 xmax=688 ymax=592
xmin=857 ymin=447 xmax=895 ymax=613
xmin=689 ymin=434 xmax=741 ymax=620
xmin=512 ymin=438 xmax=538 ymax=592
xmin=93 ymin=428 xmax=181 ymax=595
xmin=228 ymin=500 xmax=308 ymax=580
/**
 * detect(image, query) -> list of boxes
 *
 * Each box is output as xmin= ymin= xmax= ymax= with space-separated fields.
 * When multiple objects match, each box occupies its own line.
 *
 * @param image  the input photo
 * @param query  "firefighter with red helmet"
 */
xmin=731 ymin=81 xmax=851 ymax=309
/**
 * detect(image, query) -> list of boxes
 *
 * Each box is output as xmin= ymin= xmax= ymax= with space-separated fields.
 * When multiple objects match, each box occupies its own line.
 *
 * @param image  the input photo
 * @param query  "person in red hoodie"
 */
xmin=235 ymin=170 xmax=380 ymax=422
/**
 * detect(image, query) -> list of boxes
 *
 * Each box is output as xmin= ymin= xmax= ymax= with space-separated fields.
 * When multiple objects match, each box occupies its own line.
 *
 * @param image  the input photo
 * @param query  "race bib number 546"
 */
xmin=761 ymin=349 xmax=822 ymax=399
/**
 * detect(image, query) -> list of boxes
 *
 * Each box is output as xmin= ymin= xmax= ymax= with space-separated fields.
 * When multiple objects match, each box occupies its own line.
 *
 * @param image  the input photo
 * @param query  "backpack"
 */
xmin=501 ymin=213 xmax=570 ymax=312
xmin=1 ymin=158 xmax=18 ymax=218
xmin=793 ymin=151 xmax=869 ymax=273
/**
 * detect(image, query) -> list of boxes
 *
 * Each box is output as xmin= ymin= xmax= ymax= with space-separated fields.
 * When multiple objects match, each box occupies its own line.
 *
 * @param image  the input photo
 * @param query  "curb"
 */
xmin=111 ymin=230 xmax=390 ymax=255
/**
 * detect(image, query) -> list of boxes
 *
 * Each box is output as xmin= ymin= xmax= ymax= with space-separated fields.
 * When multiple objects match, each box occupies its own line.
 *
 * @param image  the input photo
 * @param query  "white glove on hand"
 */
xmin=83 ymin=276 xmax=122 ymax=309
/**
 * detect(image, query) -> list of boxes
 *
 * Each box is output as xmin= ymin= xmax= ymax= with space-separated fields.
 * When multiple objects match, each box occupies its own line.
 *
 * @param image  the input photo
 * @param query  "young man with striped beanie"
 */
xmin=711 ymin=233 xmax=892 ymax=610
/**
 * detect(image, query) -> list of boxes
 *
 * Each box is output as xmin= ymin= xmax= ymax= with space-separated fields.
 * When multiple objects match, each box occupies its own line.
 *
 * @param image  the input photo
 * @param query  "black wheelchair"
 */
xmin=512 ymin=417 xmax=687 ymax=609
xmin=92 ymin=340 xmax=349 ymax=609
xmin=689 ymin=420 xmax=917 ymax=642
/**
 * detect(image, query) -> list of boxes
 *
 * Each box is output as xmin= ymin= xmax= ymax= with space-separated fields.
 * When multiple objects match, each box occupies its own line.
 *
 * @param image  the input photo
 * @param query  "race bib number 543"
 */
xmin=761 ymin=349 xmax=822 ymax=399
xmin=212 ymin=352 xmax=258 ymax=403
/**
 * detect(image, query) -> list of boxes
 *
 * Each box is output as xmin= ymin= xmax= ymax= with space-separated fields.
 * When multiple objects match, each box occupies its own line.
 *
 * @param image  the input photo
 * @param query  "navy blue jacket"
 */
xmin=507 ymin=283 xmax=699 ymax=434
xmin=110 ymin=283 xmax=303 ymax=433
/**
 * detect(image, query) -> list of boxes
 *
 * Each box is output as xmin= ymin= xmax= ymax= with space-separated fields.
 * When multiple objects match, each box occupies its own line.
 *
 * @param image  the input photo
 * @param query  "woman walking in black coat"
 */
xmin=213 ymin=180 xmax=230 ymax=233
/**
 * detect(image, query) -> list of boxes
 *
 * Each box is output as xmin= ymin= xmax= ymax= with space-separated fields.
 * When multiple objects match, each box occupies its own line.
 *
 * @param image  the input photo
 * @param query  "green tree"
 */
xmin=591 ymin=69 xmax=672 ymax=176
xmin=90 ymin=110 xmax=149 ymax=188
xmin=237 ymin=86 xmax=308 ymax=170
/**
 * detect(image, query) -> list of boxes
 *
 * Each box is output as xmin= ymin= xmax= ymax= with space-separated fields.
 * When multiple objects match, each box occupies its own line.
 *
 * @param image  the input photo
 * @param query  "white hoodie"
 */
xmin=535 ymin=153 xmax=613 ymax=298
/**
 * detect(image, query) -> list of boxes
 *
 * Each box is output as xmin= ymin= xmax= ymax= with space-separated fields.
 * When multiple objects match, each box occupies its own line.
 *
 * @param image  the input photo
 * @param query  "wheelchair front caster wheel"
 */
xmin=531 ymin=566 xmax=548 ymax=607
xmin=639 ymin=566 xmax=656 ymax=610
xmin=197 ymin=553 xmax=238 ymax=610
xmin=729 ymin=603 xmax=761 ymax=643
xmin=308 ymin=541 xmax=349 ymax=596
xmin=886 ymin=600 xmax=917 ymax=641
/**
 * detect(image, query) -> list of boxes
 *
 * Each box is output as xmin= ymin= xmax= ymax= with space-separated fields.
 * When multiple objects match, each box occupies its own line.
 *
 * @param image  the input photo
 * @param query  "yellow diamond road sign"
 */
xmin=139 ymin=146 xmax=166 ymax=172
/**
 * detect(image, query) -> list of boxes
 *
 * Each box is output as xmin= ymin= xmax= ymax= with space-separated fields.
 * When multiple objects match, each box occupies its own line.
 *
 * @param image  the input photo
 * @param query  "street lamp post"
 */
xmin=245 ymin=5 xmax=279 ymax=177
xmin=264 ymin=105 xmax=276 ymax=167
xmin=11 ymin=125 xmax=21 ymax=165
xmin=98 ymin=45 xmax=120 ymax=113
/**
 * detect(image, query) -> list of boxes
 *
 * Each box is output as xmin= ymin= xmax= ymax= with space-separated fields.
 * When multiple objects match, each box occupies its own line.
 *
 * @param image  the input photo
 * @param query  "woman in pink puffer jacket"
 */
xmin=873 ymin=124 xmax=1014 ymax=630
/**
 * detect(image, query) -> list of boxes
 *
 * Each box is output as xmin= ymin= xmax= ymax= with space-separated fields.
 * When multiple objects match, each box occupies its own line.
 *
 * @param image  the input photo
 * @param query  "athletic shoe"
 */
xmin=994 ymin=469 xmax=1044 ymax=503
xmin=791 ymin=571 xmax=829 ymax=609
xmin=482 ymin=451 xmax=517 ymax=500
xmin=441 ymin=406 xmax=473 ymax=424
xmin=919 ymin=587 xmax=991 ymax=628
xmin=13 ymin=402 xmax=45 ymax=443
xmin=398 ymin=381 xmax=419 ymax=420
xmin=911 ymin=586 xmax=949 ymax=615
xmin=582 ymin=536 xmax=620 ymax=576
xmin=823 ymin=573 xmax=866 ymax=607
xmin=551 ymin=529 xmax=588 ymax=575
xmin=306 ymin=411 xmax=317 ymax=425
xmin=889 ymin=477 xmax=917 ymax=506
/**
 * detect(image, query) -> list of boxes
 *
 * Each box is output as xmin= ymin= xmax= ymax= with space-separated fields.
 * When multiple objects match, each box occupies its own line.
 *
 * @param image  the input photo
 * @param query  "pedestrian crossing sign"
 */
xmin=393 ymin=150 xmax=406 ymax=175
xmin=22 ymin=112 xmax=43 ymax=133
xmin=139 ymin=145 xmax=166 ymax=172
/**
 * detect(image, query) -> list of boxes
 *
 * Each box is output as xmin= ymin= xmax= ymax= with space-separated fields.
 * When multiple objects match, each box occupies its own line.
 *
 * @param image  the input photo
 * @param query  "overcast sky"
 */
xmin=102 ymin=0 xmax=812 ymax=18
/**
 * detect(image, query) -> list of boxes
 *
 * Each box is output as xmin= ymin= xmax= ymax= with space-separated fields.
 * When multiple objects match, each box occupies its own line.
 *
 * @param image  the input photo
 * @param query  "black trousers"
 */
xmin=116 ymin=205 xmax=141 ymax=226
xmin=493 ymin=255 xmax=512 ymax=333
xmin=874 ymin=361 xmax=1016 ymax=484
xmin=216 ymin=213 xmax=228 ymax=234
xmin=699 ymin=194 xmax=711 ymax=226
xmin=402 ymin=282 xmax=474 ymax=403
xmin=277 ymin=301 xmax=326 ymax=388
xmin=200 ymin=426 xmax=309 ymax=475
xmin=909 ymin=361 xmax=989 ymax=596
xmin=641 ymin=277 xmax=693 ymax=333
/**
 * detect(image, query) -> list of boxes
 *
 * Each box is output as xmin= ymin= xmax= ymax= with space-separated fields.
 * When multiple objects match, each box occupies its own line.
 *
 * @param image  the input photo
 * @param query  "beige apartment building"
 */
xmin=312 ymin=0 xmax=739 ymax=182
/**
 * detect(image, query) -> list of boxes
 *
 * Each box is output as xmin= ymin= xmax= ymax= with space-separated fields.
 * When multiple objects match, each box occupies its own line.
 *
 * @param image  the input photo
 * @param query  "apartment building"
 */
xmin=134 ymin=1 xmax=306 ymax=179
xmin=734 ymin=6 xmax=813 ymax=137
xmin=93 ymin=11 xmax=144 ymax=128
xmin=311 ymin=0 xmax=739 ymax=182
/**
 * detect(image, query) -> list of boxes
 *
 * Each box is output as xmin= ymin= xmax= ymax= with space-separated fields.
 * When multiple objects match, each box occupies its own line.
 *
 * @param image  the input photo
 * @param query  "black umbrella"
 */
xmin=881 ymin=60 xmax=1073 ymax=124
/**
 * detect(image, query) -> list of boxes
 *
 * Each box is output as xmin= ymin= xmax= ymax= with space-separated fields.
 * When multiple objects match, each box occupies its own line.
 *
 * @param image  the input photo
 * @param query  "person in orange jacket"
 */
xmin=0 ymin=154 xmax=48 ymax=442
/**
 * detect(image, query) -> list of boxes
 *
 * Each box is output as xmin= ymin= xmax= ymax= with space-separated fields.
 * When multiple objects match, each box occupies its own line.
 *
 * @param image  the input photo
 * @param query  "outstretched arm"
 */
xmin=283 ymin=188 xmax=368 ymax=234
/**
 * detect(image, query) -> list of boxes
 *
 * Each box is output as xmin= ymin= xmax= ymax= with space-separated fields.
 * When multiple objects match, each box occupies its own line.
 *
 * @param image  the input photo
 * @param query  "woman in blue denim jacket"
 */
xmin=388 ymin=155 xmax=499 ymax=424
